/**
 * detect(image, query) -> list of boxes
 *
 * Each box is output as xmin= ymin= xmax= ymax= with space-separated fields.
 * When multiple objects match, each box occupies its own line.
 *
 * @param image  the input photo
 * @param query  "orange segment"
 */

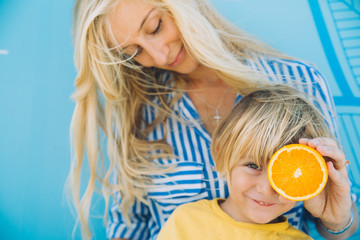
xmin=267 ymin=144 xmax=328 ymax=201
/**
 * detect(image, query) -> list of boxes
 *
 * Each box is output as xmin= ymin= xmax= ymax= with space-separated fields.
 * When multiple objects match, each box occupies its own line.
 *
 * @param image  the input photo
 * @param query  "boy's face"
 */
xmin=220 ymin=157 xmax=296 ymax=224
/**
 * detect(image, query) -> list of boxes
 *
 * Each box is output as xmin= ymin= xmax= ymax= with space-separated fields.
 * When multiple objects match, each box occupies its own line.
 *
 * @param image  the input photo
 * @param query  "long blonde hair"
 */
xmin=211 ymin=85 xmax=334 ymax=181
xmin=69 ymin=0 xmax=288 ymax=237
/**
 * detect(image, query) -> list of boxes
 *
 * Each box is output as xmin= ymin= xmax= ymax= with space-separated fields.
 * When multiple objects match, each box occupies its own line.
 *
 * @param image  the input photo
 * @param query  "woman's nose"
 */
xmin=145 ymin=41 xmax=169 ymax=66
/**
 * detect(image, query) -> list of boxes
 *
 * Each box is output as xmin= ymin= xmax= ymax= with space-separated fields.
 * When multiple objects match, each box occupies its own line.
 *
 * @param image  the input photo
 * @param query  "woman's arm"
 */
xmin=300 ymin=137 xmax=358 ymax=239
xmin=107 ymin=195 xmax=151 ymax=240
xmin=305 ymin=66 xmax=359 ymax=238
xmin=316 ymin=202 xmax=358 ymax=240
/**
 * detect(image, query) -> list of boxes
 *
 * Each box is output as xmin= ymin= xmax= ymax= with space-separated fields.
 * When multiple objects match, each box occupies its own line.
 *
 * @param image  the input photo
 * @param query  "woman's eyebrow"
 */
xmin=122 ymin=8 xmax=155 ymax=51
xmin=138 ymin=7 xmax=155 ymax=32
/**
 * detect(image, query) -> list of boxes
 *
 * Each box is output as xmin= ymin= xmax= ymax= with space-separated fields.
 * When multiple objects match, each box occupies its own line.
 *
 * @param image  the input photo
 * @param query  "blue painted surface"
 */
xmin=0 ymin=0 xmax=358 ymax=239
xmin=307 ymin=1 xmax=360 ymax=238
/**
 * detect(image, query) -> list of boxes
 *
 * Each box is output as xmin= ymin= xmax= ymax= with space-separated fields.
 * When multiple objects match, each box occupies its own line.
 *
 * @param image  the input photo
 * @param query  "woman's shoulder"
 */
xmin=246 ymin=52 xmax=326 ymax=85
xmin=253 ymin=53 xmax=320 ymax=73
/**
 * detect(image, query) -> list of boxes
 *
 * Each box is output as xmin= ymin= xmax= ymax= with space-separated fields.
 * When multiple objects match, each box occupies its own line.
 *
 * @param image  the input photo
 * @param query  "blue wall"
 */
xmin=0 ymin=0 xmax=358 ymax=239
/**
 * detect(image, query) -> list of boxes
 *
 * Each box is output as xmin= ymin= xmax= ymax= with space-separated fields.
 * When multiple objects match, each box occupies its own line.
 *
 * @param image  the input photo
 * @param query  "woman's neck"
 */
xmin=184 ymin=65 xmax=236 ymax=135
xmin=186 ymin=65 xmax=222 ymax=88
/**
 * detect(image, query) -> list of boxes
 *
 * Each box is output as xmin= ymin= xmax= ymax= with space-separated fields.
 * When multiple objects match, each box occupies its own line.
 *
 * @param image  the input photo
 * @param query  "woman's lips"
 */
xmin=169 ymin=45 xmax=184 ymax=67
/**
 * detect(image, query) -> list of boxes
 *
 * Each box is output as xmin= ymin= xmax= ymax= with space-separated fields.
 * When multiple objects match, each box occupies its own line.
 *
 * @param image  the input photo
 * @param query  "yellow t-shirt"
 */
xmin=157 ymin=199 xmax=312 ymax=240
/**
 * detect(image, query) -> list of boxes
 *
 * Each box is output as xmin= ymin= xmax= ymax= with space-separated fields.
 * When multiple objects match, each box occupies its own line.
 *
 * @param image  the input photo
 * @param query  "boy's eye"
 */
xmin=246 ymin=163 xmax=261 ymax=170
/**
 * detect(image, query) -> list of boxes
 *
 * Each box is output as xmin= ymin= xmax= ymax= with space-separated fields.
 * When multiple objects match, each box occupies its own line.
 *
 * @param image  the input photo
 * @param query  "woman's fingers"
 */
xmin=299 ymin=137 xmax=348 ymax=171
xmin=335 ymin=160 xmax=350 ymax=171
xmin=327 ymin=161 xmax=349 ymax=186
xmin=327 ymin=160 xmax=351 ymax=194
xmin=302 ymin=137 xmax=338 ymax=148
xmin=316 ymin=144 xmax=345 ymax=162
xmin=298 ymin=138 xmax=309 ymax=145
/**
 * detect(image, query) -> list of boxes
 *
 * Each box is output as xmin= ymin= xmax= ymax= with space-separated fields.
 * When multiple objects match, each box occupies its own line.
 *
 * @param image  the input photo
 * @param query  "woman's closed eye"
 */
xmin=151 ymin=19 xmax=162 ymax=35
xmin=133 ymin=19 xmax=162 ymax=58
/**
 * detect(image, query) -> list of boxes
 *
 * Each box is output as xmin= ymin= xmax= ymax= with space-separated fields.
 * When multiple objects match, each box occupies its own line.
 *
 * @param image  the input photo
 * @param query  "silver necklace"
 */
xmin=192 ymin=87 xmax=229 ymax=123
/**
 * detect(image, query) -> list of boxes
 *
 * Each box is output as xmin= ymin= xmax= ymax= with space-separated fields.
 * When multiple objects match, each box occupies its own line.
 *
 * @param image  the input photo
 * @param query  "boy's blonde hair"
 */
xmin=211 ymin=85 xmax=334 ymax=180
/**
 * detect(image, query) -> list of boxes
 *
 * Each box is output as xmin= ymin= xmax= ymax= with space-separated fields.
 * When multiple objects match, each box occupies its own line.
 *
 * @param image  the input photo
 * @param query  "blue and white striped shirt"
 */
xmin=107 ymin=56 xmax=339 ymax=240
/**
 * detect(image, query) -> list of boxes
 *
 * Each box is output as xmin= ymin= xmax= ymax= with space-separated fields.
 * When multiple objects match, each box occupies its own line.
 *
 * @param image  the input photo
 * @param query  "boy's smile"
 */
xmin=220 ymin=158 xmax=296 ymax=224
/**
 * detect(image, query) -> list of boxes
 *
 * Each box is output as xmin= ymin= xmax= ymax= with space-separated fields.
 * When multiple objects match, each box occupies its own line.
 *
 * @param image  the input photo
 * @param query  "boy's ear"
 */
xmin=225 ymin=173 xmax=231 ymax=187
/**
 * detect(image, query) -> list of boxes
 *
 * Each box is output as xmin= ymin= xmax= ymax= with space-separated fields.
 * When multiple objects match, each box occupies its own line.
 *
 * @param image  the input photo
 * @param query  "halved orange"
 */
xmin=267 ymin=144 xmax=328 ymax=201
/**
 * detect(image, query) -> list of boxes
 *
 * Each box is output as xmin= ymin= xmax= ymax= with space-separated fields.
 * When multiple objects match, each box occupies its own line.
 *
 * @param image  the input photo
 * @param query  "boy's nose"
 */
xmin=257 ymin=173 xmax=277 ymax=195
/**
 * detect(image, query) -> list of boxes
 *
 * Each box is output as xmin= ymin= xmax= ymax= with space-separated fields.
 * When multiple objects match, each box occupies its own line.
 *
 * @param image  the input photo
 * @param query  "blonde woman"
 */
xmin=69 ymin=0 xmax=357 ymax=239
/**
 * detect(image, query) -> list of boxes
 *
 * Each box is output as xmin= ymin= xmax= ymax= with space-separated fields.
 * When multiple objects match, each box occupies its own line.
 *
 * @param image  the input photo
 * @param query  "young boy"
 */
xmin=157 ymin=85 xmax=337 ymax=240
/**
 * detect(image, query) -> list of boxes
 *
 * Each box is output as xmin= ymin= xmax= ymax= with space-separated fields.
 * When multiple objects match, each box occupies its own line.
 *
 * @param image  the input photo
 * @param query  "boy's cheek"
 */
xmin=278 ymin=195 xmax=296 ymax=204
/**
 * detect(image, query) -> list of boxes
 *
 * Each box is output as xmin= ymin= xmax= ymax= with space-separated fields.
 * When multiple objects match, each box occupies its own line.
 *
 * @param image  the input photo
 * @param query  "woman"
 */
xmin=69 ymin=0 xmax=358 ymax=239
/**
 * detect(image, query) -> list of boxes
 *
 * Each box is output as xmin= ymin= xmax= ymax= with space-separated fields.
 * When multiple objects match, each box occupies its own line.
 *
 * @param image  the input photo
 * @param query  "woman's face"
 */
xmin=109 ymin=0 xmax=200 ymax=74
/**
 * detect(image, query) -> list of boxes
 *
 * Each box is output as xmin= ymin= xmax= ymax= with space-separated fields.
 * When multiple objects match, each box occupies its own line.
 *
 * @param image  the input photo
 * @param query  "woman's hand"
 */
xmin=299 ymin=137 xmax=355 ymax=235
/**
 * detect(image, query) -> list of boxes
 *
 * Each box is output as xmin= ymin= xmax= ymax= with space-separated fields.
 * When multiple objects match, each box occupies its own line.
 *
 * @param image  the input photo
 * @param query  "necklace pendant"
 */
xmin=213 ymin=109 xmax=221 ymax=123
xmin=213 ymin=115 xmax=221 ymax=123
